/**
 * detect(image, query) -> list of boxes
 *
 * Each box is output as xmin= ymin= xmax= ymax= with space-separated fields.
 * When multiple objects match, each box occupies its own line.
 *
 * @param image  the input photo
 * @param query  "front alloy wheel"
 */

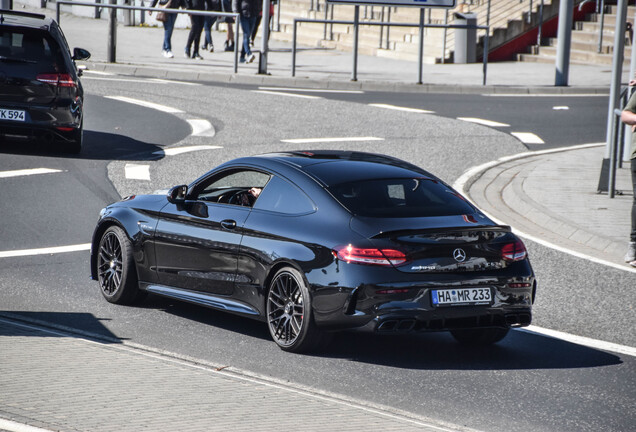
xmin=97 ymin=226 xmax=140 ymax=304
xmin=267 ymin=267 xmax=327 ymax=353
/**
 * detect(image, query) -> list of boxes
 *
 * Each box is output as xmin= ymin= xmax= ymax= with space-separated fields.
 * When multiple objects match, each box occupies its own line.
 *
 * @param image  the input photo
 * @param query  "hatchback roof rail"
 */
xmin=0 ymin=9 xmax=47 ymax=21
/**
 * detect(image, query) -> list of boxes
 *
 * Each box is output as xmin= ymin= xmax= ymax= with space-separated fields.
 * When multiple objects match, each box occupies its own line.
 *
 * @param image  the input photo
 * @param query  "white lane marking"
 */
xmin=511 ymin=132 xmax=545 ymax=144
xmin=153 ymin=145 xmax=222 ymax=156
xmin=520 ymin=325 xmax=636 ymax=358
xmin=125 ymin=164 xmax=151 ymax=180
xmin=81 ymin=70 xmax=115 ymax=76
xmin=458 ymin=117 xmax=510 ymax=127
xmin=252 ymin=90 xmax=322 ymax=100
xmin=453 ymin=142 xmax=636 ymax=274
xmin=482 ymin=93 xmax=608 ymax=97
xmin=0 ymin=418 xmax=54 ymax=432
xmin=553 ymin=106 xmax=570 ymax=110
xmin=187 ymin=119 xmax=215 ymax=137
xmin=148 ymin=78 xmax=201 ymax=86
xmin=0 ymin=243 xmax=91 ymax=259
xmin=84 ymin=77 xmax=170 ymax=84
xmin=0 ymin=168 xmax=63 ymax=179
xmin=258 ymin=86 xmax=364 ymax=94
xmin=281 ymin=136 xmax=385 ymax=144
xmin=105 ymin=96 xmax=184 ymax=113
xmin=370 ymin=104 xmax=435 ymax=114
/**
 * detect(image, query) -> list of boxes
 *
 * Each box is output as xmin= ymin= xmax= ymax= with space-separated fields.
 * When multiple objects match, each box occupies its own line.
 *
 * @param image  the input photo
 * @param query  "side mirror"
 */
xmin=72 ymin=47 xmax=91 ymax=61
xmin=167 ymin=185 xmax=188 ymax=203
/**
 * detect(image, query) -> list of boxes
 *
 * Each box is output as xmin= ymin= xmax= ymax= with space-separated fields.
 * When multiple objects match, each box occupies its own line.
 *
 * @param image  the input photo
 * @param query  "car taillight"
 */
xmin=501 ymin=240 xmax=527 ymax=262
xmin=36 ymin=73 xmax=76 ymax=88
xmin=334 ymin=245 xmax=407 ymax=266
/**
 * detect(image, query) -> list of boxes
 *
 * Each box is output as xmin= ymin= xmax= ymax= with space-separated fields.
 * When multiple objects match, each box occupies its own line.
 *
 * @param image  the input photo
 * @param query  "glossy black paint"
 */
xmin=0 ymin=10 xmax=90 ymax=151
xmin=91 ymin=152 xmax=535 ymax=335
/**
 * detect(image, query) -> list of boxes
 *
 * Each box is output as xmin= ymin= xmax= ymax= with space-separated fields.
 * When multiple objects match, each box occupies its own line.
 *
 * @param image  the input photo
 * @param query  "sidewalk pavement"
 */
xmin=1 ymin=3 xmax=634 ymax=432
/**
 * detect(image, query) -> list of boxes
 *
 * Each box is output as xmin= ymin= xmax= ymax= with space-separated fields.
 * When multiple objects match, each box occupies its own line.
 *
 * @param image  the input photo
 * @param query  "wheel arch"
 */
xmin=261 ymin=260 xmax=308 ymax=312
xmin=90 ymin=218 xmax=135 ymax=281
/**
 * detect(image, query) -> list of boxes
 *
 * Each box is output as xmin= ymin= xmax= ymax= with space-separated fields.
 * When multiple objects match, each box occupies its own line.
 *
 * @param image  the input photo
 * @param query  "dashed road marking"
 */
xmin=458 ymin=117 xmax=510 ymax=127
xmin=370 ymin=104 xmax=435 ymax=114
xmin=104 ymin=96 xmax=184 ymax=113
xmin=258 ymin=86 xmax=364 ymax=94
xmin=280 ymin=136 xmax=385 ymax=144
xmin=553 ymin=106 xmax=570 ymax=110
xmin=153 ymin=145 xmax=222 ymax=156
xmin=125 ymin=164 xmax=151 ymax=180
xmin=187 ymin=119 xmax=215 ymax=137
xmin=511 ymin=132 xmax=545 ymax=144
xmin=0 ymin=243 xmax=91 ymax=259
xmin=252 ymin=90 xmax=322 ymax=99
xmin=0 ymin=168 xmax=63 ymax=179
xmin=81 ymin=70 xmax=115 ymax=76
xmin=148 ymin=78 xmax=201 ymax=86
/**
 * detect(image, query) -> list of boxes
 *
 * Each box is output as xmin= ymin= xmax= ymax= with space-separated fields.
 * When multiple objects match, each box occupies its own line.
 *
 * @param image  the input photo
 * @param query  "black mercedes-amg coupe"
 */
xmin=91 ymin=151 xmax=536 ymax=352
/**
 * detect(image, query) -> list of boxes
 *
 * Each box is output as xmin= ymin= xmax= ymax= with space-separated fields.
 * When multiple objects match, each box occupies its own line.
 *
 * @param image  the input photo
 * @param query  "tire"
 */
xmin=266 ymin=267 xmax=329 ymax=353
xmin=450 ymin=327 xmax=510 ymax=345
xmin=97 ymin=226 xmax=142 ymax=305
xmin=63 ymin=122 xmax=83 ymax=154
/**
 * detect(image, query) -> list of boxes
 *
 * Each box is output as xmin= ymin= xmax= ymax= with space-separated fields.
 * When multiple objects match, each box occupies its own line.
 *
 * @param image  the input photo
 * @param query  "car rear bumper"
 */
xmin=0 ymin=101 xmax=82 ymax=144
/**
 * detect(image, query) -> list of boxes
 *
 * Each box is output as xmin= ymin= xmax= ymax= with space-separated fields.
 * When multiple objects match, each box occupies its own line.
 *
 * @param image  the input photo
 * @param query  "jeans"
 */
xmin=631 ymin=159 xmax=636 ymax=242
xmin=239 ymin=15 xmax=257 ymax=58
xmin=162 ymin=12 xmax=177 ymax=51
xmin=203 ymin=15 xmax=218 ymax=47
xmin=186 ymin=14 xmax=205 ymax=55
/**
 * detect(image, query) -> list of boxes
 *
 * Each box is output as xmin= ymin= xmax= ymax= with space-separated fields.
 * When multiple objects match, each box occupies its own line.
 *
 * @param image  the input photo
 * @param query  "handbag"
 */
xmin=156 ymin=0 xmax=172 ymax=22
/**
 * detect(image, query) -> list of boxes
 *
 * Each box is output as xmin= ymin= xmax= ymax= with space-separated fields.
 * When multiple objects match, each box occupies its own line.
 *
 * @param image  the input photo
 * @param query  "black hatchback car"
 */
xmin=91 ymin=151 xmax=536 ymax=353
xmin=0 ymin=9 xmax=90 ymax=153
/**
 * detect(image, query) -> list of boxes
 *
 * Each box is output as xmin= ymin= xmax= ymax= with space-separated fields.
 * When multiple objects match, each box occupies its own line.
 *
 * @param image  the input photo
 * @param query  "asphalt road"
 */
xmin=0 ymin=73 xmax=633 ymax=432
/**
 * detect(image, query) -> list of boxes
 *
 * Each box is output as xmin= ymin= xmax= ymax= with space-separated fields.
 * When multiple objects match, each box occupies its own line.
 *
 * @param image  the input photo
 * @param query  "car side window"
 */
xmin=193 ymin=169 xmax=271 ymax=208
xmin=253 ymin=176 xmax=316 ymax=215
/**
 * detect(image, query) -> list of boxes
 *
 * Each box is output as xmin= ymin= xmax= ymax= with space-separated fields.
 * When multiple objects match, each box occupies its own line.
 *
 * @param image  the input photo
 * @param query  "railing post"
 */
xmin=352 ymin=5 xmax=359 ymax=82
xmin=292 ymin=20 xmax=297 ymax=77
xmin=107 ymin=0 xmax=117 ymax=63
xmin=483 ymin=30 xmax=488 ymax=85
xmin=417 ymin=8 xmax=424 ymax=84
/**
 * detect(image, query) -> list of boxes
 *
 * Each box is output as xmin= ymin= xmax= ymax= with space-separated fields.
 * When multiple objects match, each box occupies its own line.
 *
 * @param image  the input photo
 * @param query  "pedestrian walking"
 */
xmin=620 ymin=79 xmax=636 ymax=268
xmin=185 ymin=0 xmax=213 ymax=60
xmin=201 ymin=0 xmax=223 ymax=52
xmin=149 ymin=0 xmax=183 ymax=58
xmin=232 ymin=0 xmax=260 ymax=63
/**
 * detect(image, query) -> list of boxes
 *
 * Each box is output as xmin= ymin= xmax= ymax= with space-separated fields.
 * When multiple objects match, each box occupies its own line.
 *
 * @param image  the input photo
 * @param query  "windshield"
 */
xmin=328 ymin=178 xmax=475 ymax=218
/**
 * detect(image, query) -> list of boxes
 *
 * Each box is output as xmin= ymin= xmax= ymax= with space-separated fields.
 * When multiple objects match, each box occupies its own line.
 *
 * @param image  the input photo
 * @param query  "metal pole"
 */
xmin=56 ymin=2 xmax=61 ymax=23
xmin=417 ymin=8 xmax=424 ymax=85
xmin=386 ymin=7 xmax=391 ymax=49
xmin=258 ymin=0 xmax=271 ymax=74
xmin=379 ymin=6 xmax=384 ymax=48
xmin=537 ymin=0 xmax=544 ymax=48
xmin=609 ymin=109 xmax=621 ymax=198
xmin=598 ymin=0 xmax=605 ymax=53
xmin=483 ymin=31 xmax=488 ymax=85
xmin=627 ymin=10 xmax=636 ymax=163
xmin=604 ymin=0 xmax=628 ymax=157
xmin=324 ymin=2 xmax=328 ymax=40
xmin=441 ymin=9 xmax=448 ymax=63
xmin=352 ymin=5 xmax=359 ymax=81
xmin=292 ymin=20 xmax=297 ymax=77
xmin=555 ymin=0 xmax=573 ymax=86
xmin=486 ymin=0 xmax=491 ymax=28
xmin=234 ymin=17 xmax=240 ymax=73
xmin=107 ymin=0 xmax=117 ymax=63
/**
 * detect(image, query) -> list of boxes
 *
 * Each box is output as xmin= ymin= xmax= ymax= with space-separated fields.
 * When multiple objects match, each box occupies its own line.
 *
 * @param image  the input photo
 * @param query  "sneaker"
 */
xmin=224 ymin=41 xmax=234 ymax=52
xmin=184 ymin=49 xmax=191 ymax=59
xmin=625 ymin=242 xmax=636 ymax=262
xmin=165 ymin=50 xmax=174 ymax=58
xmin=209 ymin=45 xmax=214 ymax=53
xmin=630 ymin=260 xmax=636 ymax=268
xmin=192 ymin=53 xmax=204 ymax=60
xmin=246 ymin=53 xmax=255 ymax=63
xmin=201 ymin=44 xmax=208 ymax=51
xmin=239 ymin=57 xmax=246 ymax=63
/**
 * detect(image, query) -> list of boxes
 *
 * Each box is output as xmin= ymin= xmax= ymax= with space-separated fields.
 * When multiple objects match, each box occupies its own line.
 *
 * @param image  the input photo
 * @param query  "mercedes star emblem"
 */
xmin=453 ymin=248 xmax=467 ymax=263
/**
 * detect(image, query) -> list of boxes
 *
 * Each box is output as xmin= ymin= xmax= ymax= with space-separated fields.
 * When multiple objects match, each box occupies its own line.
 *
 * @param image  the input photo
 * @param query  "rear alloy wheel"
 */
xmin=450 ymin=327 xmax=510 ymax=345
xmin=97 ymin=226 xmax=141 ymax=305
xmin=267 ymin=267 xmax=327 ymax=353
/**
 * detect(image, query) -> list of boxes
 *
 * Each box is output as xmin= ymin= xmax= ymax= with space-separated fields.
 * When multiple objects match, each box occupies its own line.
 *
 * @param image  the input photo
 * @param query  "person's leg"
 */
xmin=251 ymin=15 xmax=261 ymax=44
xmin=202 ymin=16 xmax=212 ymax=49
xmin=239 ymin=15 xmax=251 ymax=60
xmin=163 ymin=13 xmax=176 ymax=52
xmin=192 ymin=15 xmax=204 ymax=58
xmin=185 ymin=14 xmax=196 ymax=57
xmin=631 ymin=158 xmax=636 ymax=243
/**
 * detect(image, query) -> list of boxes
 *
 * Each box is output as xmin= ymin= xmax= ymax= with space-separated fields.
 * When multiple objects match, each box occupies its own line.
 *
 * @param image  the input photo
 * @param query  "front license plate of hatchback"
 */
xmin=431 ymin=288 xmax=492 ymax=307
xmin=0 ymin=108 xmax=26 ymax=122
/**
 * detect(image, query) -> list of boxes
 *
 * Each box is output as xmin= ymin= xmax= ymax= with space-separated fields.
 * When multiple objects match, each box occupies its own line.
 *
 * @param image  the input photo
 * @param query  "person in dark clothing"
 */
xmin=185 ymin=0 xmax=213 ymax=59
xmin=149 ymin=0 xmax=183 ymax=58
xmin=232 ymin=0 xmax=260 ymax=63
xmin=201 ymin=0 xmax=222 ymax=51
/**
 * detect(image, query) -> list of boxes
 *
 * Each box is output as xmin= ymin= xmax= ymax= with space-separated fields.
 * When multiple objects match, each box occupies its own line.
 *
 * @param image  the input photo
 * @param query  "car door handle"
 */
xmin=220 ymin=219 xmax=237 ymax=230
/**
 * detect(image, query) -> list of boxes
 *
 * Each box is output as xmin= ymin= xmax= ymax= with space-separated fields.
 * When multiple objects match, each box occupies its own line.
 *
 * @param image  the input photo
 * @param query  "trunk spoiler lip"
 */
xmin=370 ymin=224 xmax=512 ymax=239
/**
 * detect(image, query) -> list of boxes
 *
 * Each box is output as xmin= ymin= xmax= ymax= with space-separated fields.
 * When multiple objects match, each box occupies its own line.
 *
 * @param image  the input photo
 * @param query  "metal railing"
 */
xmin=604 ymin=87 xmax=631 ymax=198
xmin=55 ymin=1 xmax=241 ymax=72
xmin=291 ymin=12 xmax=490 ymax=84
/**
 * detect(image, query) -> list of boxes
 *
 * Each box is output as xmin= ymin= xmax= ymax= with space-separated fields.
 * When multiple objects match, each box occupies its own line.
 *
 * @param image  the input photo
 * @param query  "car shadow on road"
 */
xmin=0 ymin=130 xmax=164 ymax=161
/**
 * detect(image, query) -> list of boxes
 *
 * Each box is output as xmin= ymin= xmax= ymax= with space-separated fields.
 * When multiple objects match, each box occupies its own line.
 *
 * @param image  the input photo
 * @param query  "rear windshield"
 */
xmin=328 ymin=178 xmax=475 ymax=218
xmin=0 ymin=27 xmax=65 ymax=73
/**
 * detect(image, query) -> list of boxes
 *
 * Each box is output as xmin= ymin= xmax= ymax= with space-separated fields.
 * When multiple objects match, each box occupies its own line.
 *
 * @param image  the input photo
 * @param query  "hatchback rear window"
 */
xmin=0 ymin=28 xmax=64 ymax=72
xmin=328 ymin=178 xmax=475 ymax=218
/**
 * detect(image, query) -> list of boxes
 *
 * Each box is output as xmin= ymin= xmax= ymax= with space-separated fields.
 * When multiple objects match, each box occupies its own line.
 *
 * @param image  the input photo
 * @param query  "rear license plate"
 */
xmin=0 ymin=108 xmax=26 ymax=122
xmin=431 ymin=288 xmax=492 ymax=307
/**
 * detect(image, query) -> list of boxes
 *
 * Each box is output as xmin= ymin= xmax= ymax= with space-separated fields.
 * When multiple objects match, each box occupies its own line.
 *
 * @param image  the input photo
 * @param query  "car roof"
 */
xmin=0 ymin=10 xmax=53 ymax=29
xmin=254 ymin=151 xmax=437 ymax=187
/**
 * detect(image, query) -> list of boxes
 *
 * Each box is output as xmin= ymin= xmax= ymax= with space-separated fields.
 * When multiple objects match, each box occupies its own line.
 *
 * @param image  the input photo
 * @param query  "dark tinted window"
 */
xmin=194 ymin=169 xmax=271 ymax=207
xmin=328 ymin=178 xmax=474 ymax=218
xmin=0 ymin=28 xmax=65 ymax=73
xmin=254 ymin=176 xmax=315 ymax=215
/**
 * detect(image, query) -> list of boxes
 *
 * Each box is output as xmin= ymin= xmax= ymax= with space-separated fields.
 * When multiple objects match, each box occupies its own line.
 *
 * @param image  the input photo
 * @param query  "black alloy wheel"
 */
xmin=97 ymin=226 xmax=141 ymax=304
xmin=267 ymin=267 xmax=327 ymax=353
